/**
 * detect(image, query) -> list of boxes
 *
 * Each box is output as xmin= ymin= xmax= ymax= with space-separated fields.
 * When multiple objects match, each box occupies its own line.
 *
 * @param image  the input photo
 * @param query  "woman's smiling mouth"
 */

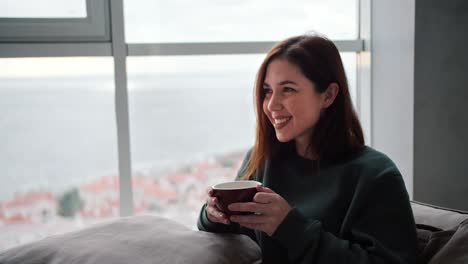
xmin=273 ymin=116 xmax=292 ymax=129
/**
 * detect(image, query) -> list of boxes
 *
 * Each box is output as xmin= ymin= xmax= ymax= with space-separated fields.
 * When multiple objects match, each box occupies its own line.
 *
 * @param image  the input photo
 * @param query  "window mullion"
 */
xmin=110 ymin=0 xmax=133 ymax=217
xmin=127 ymin=40 xmax=364 ymax=56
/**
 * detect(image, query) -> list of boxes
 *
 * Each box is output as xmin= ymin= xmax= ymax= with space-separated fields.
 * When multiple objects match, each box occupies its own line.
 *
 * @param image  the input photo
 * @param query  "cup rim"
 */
xmin=212 ymin=180 xmax=261 ymax=190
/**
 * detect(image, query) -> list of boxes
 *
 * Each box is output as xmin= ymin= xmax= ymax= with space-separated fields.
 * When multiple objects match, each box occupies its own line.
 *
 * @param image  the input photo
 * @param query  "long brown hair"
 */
xmin=241 ymin=34 xmax=364 ymax=180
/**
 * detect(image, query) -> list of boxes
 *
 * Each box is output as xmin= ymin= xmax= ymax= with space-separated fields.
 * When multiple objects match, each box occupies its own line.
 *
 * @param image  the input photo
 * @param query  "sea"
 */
xmin=0 ymin=73 xmax=257 ymax=201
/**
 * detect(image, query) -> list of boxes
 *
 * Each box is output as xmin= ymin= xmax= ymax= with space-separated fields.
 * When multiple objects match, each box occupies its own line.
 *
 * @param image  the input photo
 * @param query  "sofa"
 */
xmin=0 ymin=201 xmax=466 ymax=264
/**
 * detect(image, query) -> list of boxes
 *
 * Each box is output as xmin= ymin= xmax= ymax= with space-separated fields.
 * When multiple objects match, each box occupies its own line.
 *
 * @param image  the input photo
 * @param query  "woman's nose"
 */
xmin=267 ymin=93 xmax=283 ymax=111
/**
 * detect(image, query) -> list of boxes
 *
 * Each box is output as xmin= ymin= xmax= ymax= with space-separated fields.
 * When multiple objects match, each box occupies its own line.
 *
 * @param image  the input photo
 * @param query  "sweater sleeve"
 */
xmin=271 ymin=172 xmax=418 ymax=264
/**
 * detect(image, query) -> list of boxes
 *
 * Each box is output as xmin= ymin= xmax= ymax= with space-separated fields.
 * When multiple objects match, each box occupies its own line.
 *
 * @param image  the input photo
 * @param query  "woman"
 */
xmin=197 ymin=34 xmax=417 ymax=264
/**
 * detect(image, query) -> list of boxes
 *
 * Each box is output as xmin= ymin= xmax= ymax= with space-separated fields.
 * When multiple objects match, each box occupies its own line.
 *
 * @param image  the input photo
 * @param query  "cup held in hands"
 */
xmin=212 ymin=180 xmax=261 ymax=217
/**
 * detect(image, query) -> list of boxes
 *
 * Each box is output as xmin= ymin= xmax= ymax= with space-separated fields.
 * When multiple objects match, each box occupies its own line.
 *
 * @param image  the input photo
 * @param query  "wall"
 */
xmin=371 ymin=0 xmax=415 ymax=198
xmin=414 ymin=0 xmax=468 ymax=210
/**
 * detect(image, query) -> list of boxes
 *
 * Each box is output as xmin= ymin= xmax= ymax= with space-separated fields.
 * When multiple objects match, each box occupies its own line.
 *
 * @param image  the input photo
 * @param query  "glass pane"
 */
xmin=127 ymin=55 xmax=258 ymax=228
xmin=124 ymin=0 xmax=358 ymax=43
xmin=127 ymin=53 xmax=356 ymax=228
xmin=342 ymin=53 xmax=357 ymax=105
xmin=0 ymin=58 xmax=117 ymax=251
xmin=0 ymin=0 xmax=86 ymax=18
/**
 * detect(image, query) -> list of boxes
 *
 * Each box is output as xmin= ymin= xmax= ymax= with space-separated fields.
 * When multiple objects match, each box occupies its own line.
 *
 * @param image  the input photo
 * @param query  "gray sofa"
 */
xmin=0 ymin=201 xmax=466 ymax=264
xmin=411 ymin=201 xmax=468 ymax=264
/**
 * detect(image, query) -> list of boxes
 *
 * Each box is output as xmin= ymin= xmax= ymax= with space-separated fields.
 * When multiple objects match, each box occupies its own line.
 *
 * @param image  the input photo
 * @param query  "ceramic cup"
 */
xmin=212 ymin=180 xmax=261 ymax=217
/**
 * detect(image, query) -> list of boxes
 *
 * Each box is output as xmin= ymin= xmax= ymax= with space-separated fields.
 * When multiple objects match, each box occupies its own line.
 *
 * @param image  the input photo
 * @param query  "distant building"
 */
xmin=0 ymin=192 xmax=56 ymax=224
xmin=79 ymin=175 xmax=179 ymax=218
xmin=79 ymin=176 xmax=119 ymax=218
xmin=0 ymin=152 xmax=244 ymax=224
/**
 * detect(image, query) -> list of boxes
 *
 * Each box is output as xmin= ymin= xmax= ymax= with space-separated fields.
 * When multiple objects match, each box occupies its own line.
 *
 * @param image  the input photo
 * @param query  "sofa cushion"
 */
xmin=416 ymin=224 xmax=456 ymax=263
xmin=412 ymin=201 xmax=468 ymax=264
xmin=428 ymin=219 xmax=468 ymax=264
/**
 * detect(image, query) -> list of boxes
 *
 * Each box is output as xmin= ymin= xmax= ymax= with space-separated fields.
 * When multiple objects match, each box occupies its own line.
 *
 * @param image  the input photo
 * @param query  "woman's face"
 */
xmin=262 ymin=58 xmax=328 ymax=148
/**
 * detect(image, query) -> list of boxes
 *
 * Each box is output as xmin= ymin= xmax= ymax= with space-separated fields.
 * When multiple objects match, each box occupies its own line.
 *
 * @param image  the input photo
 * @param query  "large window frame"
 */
xmin=0 ymin=0 xmax=371 ymax=216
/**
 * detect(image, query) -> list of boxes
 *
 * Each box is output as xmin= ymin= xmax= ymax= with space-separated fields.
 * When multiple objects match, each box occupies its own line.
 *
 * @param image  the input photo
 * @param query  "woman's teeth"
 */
xmin=273 ymin=117 xmax=292 ymax=128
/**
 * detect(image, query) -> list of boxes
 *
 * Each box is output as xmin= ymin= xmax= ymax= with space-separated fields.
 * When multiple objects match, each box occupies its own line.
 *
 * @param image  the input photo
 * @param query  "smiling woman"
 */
xmin=198 ymin=34 xmax=417 ymax=264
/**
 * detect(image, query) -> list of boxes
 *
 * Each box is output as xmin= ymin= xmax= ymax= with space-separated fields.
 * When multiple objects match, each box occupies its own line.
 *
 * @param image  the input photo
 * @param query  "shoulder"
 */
xmin=244 ymin=147 xmax=254 ymax=160
xmin=338 ymin=147 xmax=411 ymax=203
xmin=239 ymin=147 xmax=254 ymax=169
xmin=344 ymin=146 xmax=402 ymax=181
xmin=352 ymin=146 xmax=397 ymax=167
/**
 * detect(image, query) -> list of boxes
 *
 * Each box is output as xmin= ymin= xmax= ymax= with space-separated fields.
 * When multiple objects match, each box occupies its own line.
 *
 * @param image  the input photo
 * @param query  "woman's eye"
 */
xmin=284 ymin=87 xmax=296 ymax=92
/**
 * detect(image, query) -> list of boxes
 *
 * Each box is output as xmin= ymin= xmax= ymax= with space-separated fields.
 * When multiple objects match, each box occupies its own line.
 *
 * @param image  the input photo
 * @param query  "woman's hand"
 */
xmin=228 ymin=185 xmax=292 ymax=236
xmin=204 ymin=187 xmax=230 ymax=225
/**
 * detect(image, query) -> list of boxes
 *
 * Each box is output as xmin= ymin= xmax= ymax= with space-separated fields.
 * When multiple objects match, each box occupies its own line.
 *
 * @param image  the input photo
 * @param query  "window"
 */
xmin=0 ymin=0 xmax=367 ymax=250
xmin=0 ymin=57 xmax=117 ymax=250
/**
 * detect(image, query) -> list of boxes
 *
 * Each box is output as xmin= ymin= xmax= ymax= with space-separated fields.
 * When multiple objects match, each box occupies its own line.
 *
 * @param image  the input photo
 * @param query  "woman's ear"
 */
xmin=323 ymin=82 xmax=339 ymax=108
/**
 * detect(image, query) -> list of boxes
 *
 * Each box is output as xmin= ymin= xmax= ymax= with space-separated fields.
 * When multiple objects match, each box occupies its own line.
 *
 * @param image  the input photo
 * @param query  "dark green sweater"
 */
xmin=198 ymin=146 xmax=417 ymax=264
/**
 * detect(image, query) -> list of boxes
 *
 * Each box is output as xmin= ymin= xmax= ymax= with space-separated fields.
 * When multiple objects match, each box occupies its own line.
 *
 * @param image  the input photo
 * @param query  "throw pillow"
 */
xmin=0 ymin=215 xmax=261 ymax=264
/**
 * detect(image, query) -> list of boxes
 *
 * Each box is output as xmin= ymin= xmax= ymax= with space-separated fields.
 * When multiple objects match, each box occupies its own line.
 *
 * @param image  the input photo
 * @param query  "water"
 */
xmin=0 ymin=73 xmax=256 ymax=201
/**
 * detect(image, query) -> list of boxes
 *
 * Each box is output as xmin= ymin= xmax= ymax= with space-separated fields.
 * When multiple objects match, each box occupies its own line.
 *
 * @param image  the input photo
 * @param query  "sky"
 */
xmin=123 ymin=0 xmax=357 ymax=42
xmin=0 ymin=0 xmax=86 ymax=18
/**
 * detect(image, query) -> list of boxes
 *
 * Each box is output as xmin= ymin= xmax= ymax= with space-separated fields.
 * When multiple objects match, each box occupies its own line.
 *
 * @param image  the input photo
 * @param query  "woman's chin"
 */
xmin=275 ymin=133 xmax=292 ymax=143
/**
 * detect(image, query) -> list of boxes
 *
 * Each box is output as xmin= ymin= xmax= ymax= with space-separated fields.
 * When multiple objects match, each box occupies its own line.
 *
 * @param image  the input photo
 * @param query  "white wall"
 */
xmin=371 ymin=0 xmax=415 ymax=198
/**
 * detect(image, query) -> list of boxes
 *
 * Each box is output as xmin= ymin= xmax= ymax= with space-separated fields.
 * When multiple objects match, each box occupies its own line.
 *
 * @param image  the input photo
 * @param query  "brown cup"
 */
xmin=212 ymin=180 xmax=261 ymax=217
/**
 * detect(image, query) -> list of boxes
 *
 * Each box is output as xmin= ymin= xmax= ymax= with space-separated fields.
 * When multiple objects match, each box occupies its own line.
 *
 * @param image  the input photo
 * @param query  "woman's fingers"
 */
xmin=204 ymin=186 xmax=229 ymax=224
xmin=228 ymin=187 xmax=292 ymax=236
xmin=205 ymin=185 xmax=277 ymax=226
xmin=205 ymin=187 xmax=216 ymax=206
xmin=253 ymin=192 xmax=276 ymax=204
xmin=206 ymin=205 xmax=222 ymax=219
xmin=206 ymin=204 xmax=230 ymax=224
xmin=206 ymin=187 xmax=214 ymax=196
xmin=206 ymin=196 xmax=217 ymax=206
xmin=228 ymin=202 xmax=268 ymax=215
